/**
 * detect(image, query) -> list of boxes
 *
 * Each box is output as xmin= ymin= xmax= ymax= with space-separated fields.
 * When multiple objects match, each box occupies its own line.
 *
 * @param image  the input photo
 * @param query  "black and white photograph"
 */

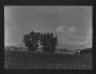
xmin=4 ymin=6 xmax=92 ymax=69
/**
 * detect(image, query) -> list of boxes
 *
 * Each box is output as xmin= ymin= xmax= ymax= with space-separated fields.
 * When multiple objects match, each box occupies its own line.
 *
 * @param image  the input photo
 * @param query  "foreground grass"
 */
xmin=5 ymin=50 xmax=92 ymax=69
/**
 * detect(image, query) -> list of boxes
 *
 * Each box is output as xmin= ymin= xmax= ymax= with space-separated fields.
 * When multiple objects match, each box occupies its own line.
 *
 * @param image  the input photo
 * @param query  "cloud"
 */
xmin=68 ymin=26 xmax=76 ymax=33
xmin=84 ymin=29 xmax=92 ymax=48
xmin=69 ymin=29 xmax=92 ymax=47
xmin=59 ymin=28 xmax=92 ymax=48
xmin=55 ymin=25 xmax=65 ymax=32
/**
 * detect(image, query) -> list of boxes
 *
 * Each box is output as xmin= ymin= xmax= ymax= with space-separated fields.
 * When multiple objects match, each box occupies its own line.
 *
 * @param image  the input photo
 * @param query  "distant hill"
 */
xmin=5 ymin=46 xmax=27 ymax=51
xmin=56 ymin=42 xmax=87 ymax=50
xmin=5 ymin=41 xmax=90 ymax=51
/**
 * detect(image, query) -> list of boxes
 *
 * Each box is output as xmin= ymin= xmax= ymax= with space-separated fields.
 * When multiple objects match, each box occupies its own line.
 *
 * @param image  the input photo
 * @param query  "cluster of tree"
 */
xmin=23 ymin=31 xmax=58 ymax=53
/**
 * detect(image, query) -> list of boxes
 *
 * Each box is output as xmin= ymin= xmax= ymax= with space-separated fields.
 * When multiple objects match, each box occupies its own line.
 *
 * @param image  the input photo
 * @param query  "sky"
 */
xmin=4 ymin=6 xmax=92 ymax=49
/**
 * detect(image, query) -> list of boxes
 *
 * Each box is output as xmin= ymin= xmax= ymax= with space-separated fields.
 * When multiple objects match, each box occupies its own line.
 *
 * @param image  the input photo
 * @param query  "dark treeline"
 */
xmin=23 ymin=30 xmax=58 ymax=53
xmin=79 ymin=47 xmax=92 ymax=54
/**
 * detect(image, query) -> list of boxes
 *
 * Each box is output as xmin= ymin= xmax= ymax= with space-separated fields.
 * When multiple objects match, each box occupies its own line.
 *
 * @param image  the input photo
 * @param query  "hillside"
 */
xmin=56 ymin=42 xmax=86 ymax=50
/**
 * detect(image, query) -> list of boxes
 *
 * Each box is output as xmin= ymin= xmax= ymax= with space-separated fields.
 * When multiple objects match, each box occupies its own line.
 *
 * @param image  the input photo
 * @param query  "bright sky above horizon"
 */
xmin=4 ymin=6 xmax=92 ymax=49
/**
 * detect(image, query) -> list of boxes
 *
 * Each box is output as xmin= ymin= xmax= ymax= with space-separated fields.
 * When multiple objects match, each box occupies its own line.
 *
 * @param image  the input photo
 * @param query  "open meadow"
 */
xmin=5 ymin=6 xmax=92 ymax=69
xmin=5 ymin=50 xmax=92 ymax=69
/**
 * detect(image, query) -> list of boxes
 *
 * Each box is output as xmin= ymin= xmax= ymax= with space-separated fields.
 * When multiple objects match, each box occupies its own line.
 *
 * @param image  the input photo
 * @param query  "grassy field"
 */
xmin=5 ymin=50 xmax=92 ymax=69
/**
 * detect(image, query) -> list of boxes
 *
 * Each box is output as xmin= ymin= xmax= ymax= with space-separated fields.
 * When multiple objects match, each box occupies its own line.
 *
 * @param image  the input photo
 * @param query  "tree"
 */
xmin=23 ymin=34 xmax=31 ymax=51
xmin=49 ymin=36 xmax=58 ymax=52
xmin=40 ymin=32 xmax=58 ymax=53
xmin=23 ymin=31 xmax=39 ymax=51
xmin=40 ymin=33 xmax=48 ymax=52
